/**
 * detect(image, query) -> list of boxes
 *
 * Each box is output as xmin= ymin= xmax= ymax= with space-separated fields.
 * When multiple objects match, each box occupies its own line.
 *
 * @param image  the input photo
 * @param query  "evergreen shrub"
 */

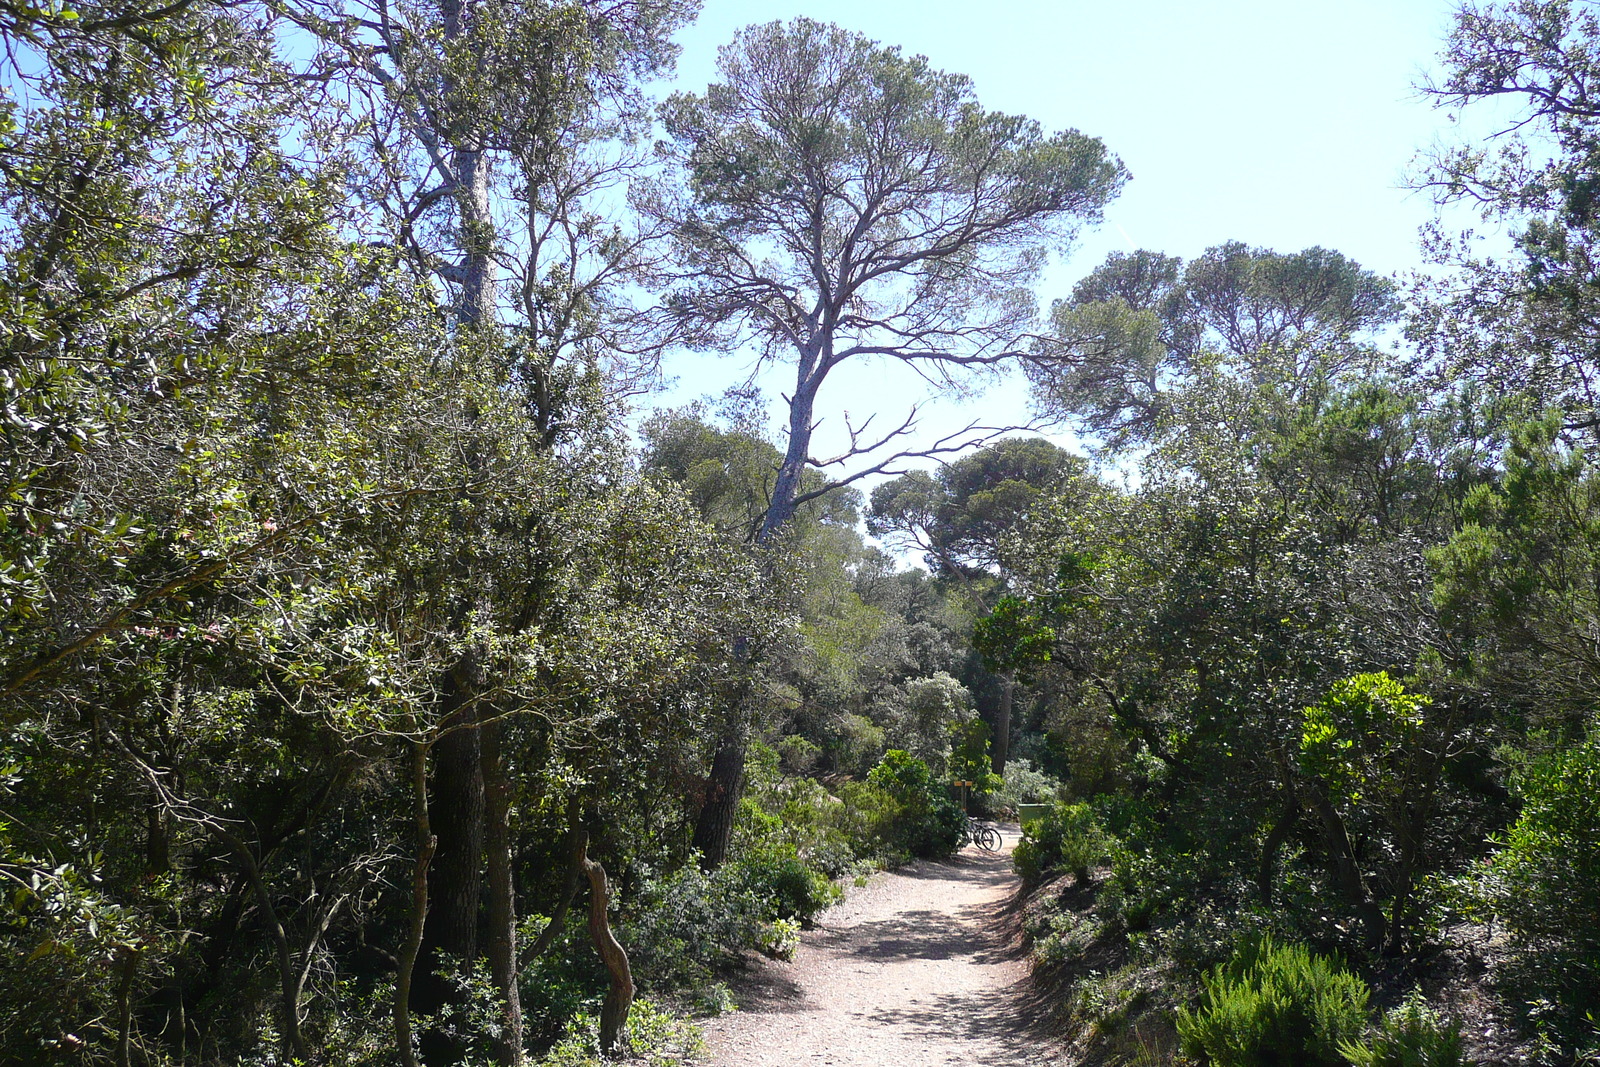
xmin=1488 ymin=728 xmax=1600 ymax=1048
xmin=1340 ymin=992 xmax=1463 ymax=1067
xmin=1176 ymin=934 xmax=1369 ymax=1067
xmin=866 ymin=749 xmax=964 ymax=858
xmin=1013 ymin=801 xmax=1114 ymax=883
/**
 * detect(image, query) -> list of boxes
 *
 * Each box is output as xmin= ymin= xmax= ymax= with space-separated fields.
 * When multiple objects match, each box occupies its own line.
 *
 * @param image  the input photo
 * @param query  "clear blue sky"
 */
xmin=647 ymin=0 xmax=1484 ymax=505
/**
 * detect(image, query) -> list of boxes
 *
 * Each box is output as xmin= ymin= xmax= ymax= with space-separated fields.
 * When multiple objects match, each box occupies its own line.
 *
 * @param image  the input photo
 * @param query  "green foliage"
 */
xmin=624 ymin=843 xmax=840 ymax=1001
xmin=519 ymin=916 xmax=610 ymax=1046
xmin=1032 ymin=243 xmax=1399 ymax=453
xmin=735 ymin=743 xmax=857 ymax=877
xmin=1013 ymin=801 xmax=1115 ymax=883
xmin=877 ymin=671 xmax=977 ymax=778
xmin=949 ymin=716 xmax=1004 ymax=796
xmin=1297 ymin=671 xmax=1448 ymax=950
xmin=1487 ymin=726 xmax=1600 ymax=1047
xmin=992 ymin=758 xmax=1065 ymax=810
xmin=869 ymin=437 xmax=1088 ymax=579
xmin=1429 ymin=415 xmax=1600 ymax=722
xmin=1299 ymin=673 xmax=1433 ymax=800
xmin=726 ymin=846 xmax=841 ymax=926
xmin=1340 ymin=992 xmax=1464 ymax=1067
xmin=1176 ymin=936 xmax=1370 ymax=1067
xmin=533 ymin=998 xmax=704 ymax=1067
xmin=866 ymin=750 xmax=965 ymax=859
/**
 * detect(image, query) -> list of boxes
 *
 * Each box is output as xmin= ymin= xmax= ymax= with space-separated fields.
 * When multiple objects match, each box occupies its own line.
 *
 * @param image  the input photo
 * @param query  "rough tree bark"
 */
xmin=993 ymin=670 xmax=1015 ymax=774
xmin=1309 ymin=787 xmax=1385 ymax=954
xmin=413 ymin=673 xmax=484 ymax=1067
xmin=691 ymin=729 xmax=747 ymax=870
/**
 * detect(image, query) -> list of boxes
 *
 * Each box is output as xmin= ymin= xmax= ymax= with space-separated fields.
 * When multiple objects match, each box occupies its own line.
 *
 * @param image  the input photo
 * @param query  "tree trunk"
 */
xmin=694 ymin=371 xmax=820 ymax=868
xmin=691 ymin=729 xmax=746 ymax=870
xmin=992 ymin=669 xmax=1015 ymax=774
xmin=145 ymin=798 xmax=170 ymax=876
xmin=481 ymin=717 xmax=522 ymax=1066
xmin=438 ymin=0 xmax=495 ymax=330
xmin=581 ymin=841 xmax=633 ymax=1056
xmin=1256 ymin=786 xmax=1301 ymax=907
xmin=455 ymin=145 xmax=495 ymax=328
xmin=115 ymin=945 xmax=140 ymax=1067
xmin=414 ymin=675 xmax=485 ymax=1067
xmin=395 ymin=738 xmax=435 ymax=1067
xmin=1309 ymin=788 xmax=1384 ymax=954
xmin=756 ymin=369 xmax=819 ymax=544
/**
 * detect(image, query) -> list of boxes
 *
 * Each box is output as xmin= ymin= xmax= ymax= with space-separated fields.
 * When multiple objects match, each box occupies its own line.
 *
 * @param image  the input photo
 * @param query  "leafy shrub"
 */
xmin=533 ymin=998 xmax=703 ymax=1066
xmin=774 ymin=733 xmax=822 ymax=774
xmin=726 ymin=845 xmax=841 ymax=925
xmin=735 ymin=744 xmax=859 ymax=876
xmin=1176 ymin=935 xmax=1370 ymax=1067
xmin=622 ymin=863 xmax=763 ymax=989
xmin=1488 ymin=728 xmax=1600 ymax=1047
xmin=1028 ymin=905 xmax=1104 ymax=968
xmin=757 ymin=917 xmax=801 ymax=960
xmin=1013 ymin=801 xmax=1114 ymax=883
xmin=519 ymin=915 xmax=612 ymax=1044
xmin=624 ymin=843 xmax=839 ymax=993
xmin=949 ymin=717 xmax=1003 ymax=798
xmin=867 ymin=749 xmax=964 ymax=858
xmin=834 ymin=778 xmax=905 ymax=861
xmin=1341 ymin=992 xmax=1463 ymax=1067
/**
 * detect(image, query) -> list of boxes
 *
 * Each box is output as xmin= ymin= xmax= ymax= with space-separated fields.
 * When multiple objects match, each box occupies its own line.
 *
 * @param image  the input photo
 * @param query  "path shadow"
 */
xmin=865 ymin=981 xmax=1058 ymax=1062
xmin=893 ymin=852 xmax=1012 ymax=886
xmin=807 ymin=908 xmax=1013 ymax=967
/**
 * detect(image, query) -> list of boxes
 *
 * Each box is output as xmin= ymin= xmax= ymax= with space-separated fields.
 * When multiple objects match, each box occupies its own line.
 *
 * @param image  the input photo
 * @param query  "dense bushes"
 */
xmin=1176 ymin=936 xmax=1370 ymax=1067
xmin=1486 ymin=727 xmax=1600 ymax=1055
xmin=990 ymin=758 xmax=1065 ymax=814
xmin=865 ymin=750 xmax=966 ymax=859
xmin=533 ymin=998 xmax=704 ymax=1066
xmin=1013 ymin=801 xmax=1116 ymax=882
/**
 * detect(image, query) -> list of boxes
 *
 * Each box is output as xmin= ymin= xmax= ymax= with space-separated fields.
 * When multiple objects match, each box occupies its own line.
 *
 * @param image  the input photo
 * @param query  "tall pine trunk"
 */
xmin=692 ymin=370 xmax=819 ymax=868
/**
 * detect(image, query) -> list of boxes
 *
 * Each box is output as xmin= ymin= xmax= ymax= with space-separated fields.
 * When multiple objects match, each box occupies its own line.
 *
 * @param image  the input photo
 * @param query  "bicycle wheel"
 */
xmin=975 ymin=825 xmax=1003 ymax=853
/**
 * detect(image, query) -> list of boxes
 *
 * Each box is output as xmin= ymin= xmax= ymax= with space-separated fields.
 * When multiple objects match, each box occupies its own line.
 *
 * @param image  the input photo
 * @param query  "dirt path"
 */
xmin=700 ymin=829 xmax=1061 ymax=1066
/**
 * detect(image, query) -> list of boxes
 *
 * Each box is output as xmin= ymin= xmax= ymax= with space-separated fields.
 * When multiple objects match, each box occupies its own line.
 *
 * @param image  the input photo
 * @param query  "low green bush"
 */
xmin=726 ymin=844 xmax=841 ymax=925
xmin=991 ymin=758 xmax=1065 ymax=812
xmin=1013 ymin=801 xmax=1114 ymax=883
xmin=533 ymin=998 xmax=703 ymax=1066
xmin=622 ymin=863 xmax=763 ymax=989
xmin=735 ymin=742 xmax=869 ymax=876
xmin=1341 ymin=992 xmax=1463 ymax=1067
xmin=1176 ymin=934 xmax=1370 ymax=1067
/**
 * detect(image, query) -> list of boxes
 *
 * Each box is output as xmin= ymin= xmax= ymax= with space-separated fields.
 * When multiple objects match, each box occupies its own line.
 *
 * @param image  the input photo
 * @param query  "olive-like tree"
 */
xmin=650 ymin=17 xmax=1126 ymax=865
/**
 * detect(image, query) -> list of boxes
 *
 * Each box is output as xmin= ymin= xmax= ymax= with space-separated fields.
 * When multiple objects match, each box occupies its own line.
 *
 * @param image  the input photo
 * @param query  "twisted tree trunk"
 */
xmin=580 ymin=839 xmax=633 ymax=1055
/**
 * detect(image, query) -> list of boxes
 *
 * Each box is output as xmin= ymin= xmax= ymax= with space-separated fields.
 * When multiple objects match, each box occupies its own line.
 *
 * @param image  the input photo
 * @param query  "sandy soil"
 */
xmin=700 ymin=828 xmax=1065 ymax=1066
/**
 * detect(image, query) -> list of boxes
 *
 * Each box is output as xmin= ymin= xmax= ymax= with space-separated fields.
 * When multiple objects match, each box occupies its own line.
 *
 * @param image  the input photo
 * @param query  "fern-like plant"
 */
xmin=1176 ymin=934 xmax=1369 ymax=1067
xmin=1341 ymin=992 xmax=1464 ymax=1067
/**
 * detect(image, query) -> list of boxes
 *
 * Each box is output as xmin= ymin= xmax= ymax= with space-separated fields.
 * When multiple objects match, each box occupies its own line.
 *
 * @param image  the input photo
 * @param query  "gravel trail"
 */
xmin=700 ymin=829 xmax=1061 ymax=1066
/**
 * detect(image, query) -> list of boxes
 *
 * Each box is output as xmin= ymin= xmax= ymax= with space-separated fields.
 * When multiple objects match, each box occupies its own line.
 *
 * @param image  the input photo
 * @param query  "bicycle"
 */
xmin=963 ymin=816 xmax=1003 ymax=853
